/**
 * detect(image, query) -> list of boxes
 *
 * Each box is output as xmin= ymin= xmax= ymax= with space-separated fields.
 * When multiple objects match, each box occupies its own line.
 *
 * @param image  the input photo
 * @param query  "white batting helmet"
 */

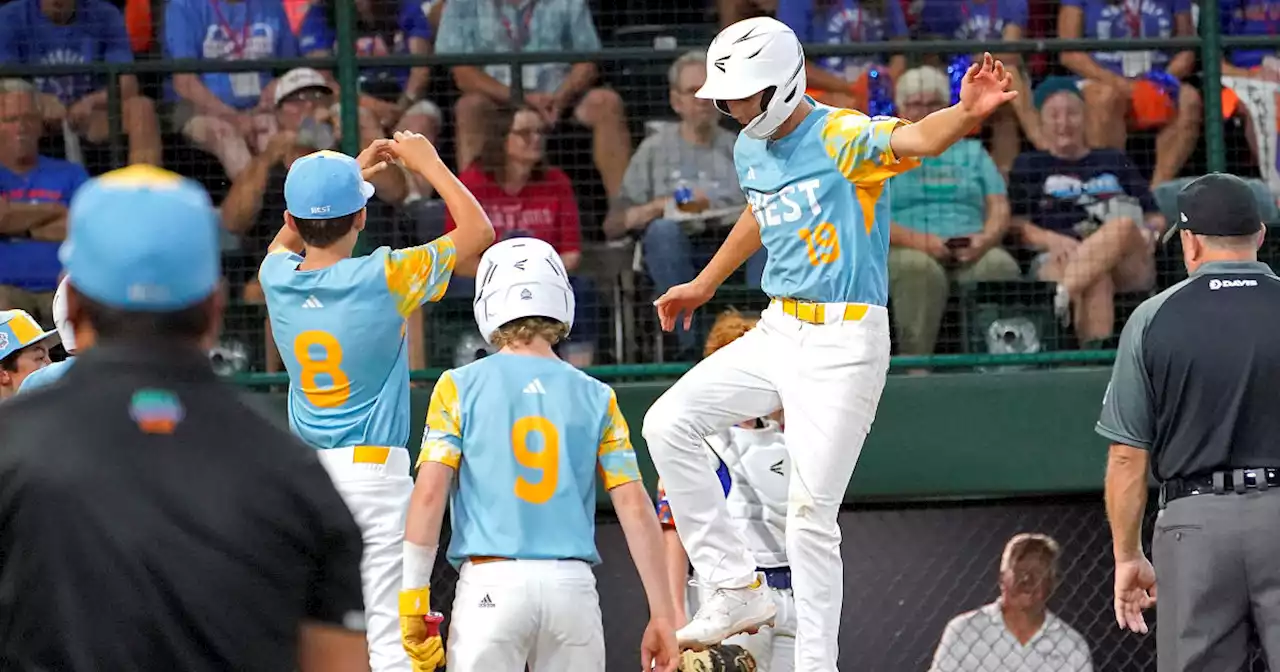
xmin=696 ymin=17 xmax=807 ymax=140
xmin=473 ymin=238 xmax=575 ymax=346
xmin=52 ymin=276 xmax=76 ymax=354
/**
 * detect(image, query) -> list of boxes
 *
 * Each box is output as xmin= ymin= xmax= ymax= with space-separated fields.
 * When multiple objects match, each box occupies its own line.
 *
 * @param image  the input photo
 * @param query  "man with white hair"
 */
xmin=929 ymin=533 xmax=1093 ymax=672
xmin=17 ymin=277 xmax=77 ymax=393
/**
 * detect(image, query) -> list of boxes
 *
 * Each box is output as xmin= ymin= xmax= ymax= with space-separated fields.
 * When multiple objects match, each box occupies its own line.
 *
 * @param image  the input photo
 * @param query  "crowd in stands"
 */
xmin=1 ymin=0 xmax=1278 ymax=372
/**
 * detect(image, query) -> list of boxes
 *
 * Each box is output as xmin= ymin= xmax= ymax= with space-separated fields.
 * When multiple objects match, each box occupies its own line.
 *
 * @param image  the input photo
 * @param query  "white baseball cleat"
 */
xmin=677 ymin=573 xmax=777 ymax=651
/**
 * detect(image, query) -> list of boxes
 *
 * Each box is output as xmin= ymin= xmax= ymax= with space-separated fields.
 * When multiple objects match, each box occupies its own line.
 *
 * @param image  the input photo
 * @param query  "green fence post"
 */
xmin=105 ymin=64 xmax=125 ymax=168
xmin=334 ymin=0 xmax=368 ymax=255
xmin=1200 ymin=0 xmax=1225 ymax=173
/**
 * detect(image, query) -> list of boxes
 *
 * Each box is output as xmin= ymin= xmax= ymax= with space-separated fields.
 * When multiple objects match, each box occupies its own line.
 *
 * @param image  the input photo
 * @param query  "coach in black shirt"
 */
xmin=0 ymin=166 xmax=369 ymax=672
xmin=1097 ymin=173 xmax=1280 ymax=672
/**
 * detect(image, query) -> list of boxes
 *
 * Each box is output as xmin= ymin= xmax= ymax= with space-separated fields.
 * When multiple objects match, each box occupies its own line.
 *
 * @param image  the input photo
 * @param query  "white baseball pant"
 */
xmin=691 ymin=580 xmax=798 ymax=671
xmin=446 ymin=558 xmax=605 ymax=671
xmin=644 ymin=302 xmax=890 ymax=672
xmin=318 ymin=446 xmax=415 ymax=672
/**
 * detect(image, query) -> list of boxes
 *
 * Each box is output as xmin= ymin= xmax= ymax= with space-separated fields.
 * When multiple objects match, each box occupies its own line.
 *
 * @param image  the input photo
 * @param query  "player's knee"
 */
xmin=642 ymin=397 xmax=696 ymax=452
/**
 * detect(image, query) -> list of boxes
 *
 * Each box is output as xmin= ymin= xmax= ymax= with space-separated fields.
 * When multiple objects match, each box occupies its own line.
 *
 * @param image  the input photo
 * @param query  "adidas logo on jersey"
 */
xmin=479 ymin=594 xmax=495 ymax=608
xmin=301 ymin=295 xmax=324 ymax=309
xmin=523 ymin=379 xmax=547 ymax=395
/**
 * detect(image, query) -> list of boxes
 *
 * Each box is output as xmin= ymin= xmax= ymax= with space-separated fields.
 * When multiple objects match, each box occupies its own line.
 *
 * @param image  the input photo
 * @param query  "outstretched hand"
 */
xmin=654 ymin=280 xmax=715 ymax=333
xmin=958 ymin=52 xmax=1018 ymax=118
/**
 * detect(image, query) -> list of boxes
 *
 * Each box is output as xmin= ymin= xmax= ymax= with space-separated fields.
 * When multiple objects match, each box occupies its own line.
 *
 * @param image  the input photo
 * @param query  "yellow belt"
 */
xmin=352 ymin=446 xmax=393 ymax=465
xmin=773 ymin=298 xmax=869 ymax=325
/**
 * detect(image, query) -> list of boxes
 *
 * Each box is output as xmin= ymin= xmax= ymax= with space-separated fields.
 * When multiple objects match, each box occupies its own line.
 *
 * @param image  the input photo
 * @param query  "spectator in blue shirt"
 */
xmin=911 ymin=0 xmax=1034 ymax=175
xmin=1057 ymin=0 xmax=1200 ymax=186
xmin=299 ymin=0 xmax=443 ymax=199
xmin=776 ymin=0 xmax=909 ymax=113
xmin=1009 ymin=78 xmax=1164 ymax=348
xmin=436 ymin=0 xmax=633 ymax=198
xmin=164 ymin=0 xmax=299 ymax=180
xmin=0 ymin=79 xmax=89 ymax=327
xmin=887 ymin=67 xmax=1019 ymax=357
xmin=0 ymin=0 xmax=162 ymax=168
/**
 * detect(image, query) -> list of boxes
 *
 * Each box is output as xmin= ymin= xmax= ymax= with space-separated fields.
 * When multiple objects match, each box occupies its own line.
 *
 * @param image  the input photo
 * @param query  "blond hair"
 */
xmin=490 ymin=316 xmax=569 ymax=349
xmin=1000 ymin=533 xmax=1060 ymax=574
xmin=704 ymin=308 xmax=759 ymax=358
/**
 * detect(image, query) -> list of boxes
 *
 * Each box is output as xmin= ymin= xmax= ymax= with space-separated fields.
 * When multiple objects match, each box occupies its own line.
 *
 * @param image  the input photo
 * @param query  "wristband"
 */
xmin=403 ymin=540 xmax=438 ymax=590
xmin=399 ymin=586 xmax=432 ymax=616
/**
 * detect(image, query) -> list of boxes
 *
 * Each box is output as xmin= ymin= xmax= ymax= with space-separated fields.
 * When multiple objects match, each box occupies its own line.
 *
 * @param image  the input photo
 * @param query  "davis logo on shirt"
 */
xmin=202 ymin=23 xmax=278 ymax=60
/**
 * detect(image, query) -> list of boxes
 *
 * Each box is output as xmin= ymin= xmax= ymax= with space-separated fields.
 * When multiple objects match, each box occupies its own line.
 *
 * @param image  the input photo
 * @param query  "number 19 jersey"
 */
xmin=737 ymin=100 xmax=919 ymax=306
xmin=418 ymin=353 xmax=642 ymax=567
xmin=258 ymin=239 xmax=456 ymax=450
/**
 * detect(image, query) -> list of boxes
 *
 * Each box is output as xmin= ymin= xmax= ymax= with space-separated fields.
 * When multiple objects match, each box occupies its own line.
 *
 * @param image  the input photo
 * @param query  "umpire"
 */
xmin=1098 ymin=173 xmax=1279 ymax=672
xmin=0 ymin=166 xmax=369 ymax=672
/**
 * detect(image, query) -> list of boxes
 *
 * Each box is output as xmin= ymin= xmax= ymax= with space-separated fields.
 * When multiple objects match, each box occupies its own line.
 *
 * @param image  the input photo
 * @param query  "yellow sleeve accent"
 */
xmin=819 ymin=109 xmax=920 ymax=185
xmin=596 ymin=389 xmax=642 ymax=490
xmin=385 ymin=237 xmax=459 ymax=318
xmin=419 ymin=371 xmax=463 ymax=469
xmin=399 ymin=587 xmax=433 ymax=616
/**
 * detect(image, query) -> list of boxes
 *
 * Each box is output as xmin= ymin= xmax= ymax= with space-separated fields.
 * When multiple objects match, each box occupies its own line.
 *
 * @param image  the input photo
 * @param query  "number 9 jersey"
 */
xmin=739 ymin=102 xmax=919 ymax=306
xmin=418 ymin=353 xmax=642 ymax=567
xmin=258 ymin=239 xmax=456 ymax=449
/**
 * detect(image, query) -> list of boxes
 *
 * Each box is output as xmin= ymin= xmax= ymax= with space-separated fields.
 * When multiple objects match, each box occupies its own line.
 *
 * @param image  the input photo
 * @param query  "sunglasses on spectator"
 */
xmin=282 ymin=89 xmax=330 ymax=106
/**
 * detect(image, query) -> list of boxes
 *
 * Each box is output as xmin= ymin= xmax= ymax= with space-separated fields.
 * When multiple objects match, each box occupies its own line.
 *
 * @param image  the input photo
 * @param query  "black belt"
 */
xmin=1159 ymin=468 xmax=1280 ymax=507
xmin=759 ymin=567 xmax=791 ymax=590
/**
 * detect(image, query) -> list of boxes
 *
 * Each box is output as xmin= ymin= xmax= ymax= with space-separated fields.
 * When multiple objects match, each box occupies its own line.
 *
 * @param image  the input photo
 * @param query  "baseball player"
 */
xmin=640 ymin=17 xmax=1016 ymax=671
xmin=0 ymin=308 xmax=56 ymax=400
xmin=259 ymin=133 xmax=495 ymax=672
xmin=18 ymin=277 xmax=79 ymax=393
xmin=658 ymin=309 xmax=796 ymax=672
xmin=400 ymin=238 xmax=679 ymax=672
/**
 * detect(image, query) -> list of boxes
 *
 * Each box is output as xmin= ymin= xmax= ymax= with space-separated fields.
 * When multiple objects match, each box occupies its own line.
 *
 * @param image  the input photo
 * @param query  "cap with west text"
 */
xmin=1163 ymin=173 xmax=1264 ymax=244
xmin=284 ymin=150 xmax=375 ymax=220
xmin=59 ymin=166 xmax=220 ymax=312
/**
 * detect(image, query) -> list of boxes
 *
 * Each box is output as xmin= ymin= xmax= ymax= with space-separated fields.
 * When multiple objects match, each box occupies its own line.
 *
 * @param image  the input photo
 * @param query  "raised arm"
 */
xmin=389 ymin=131 xmax=495 ymax=263
xmin=890 ymin=53 xmax=1016 ymax=158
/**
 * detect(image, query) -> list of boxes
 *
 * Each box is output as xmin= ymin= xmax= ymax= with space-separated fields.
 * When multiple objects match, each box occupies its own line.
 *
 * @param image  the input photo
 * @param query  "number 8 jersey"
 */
xmin=418 ymin=353 xmax=642 ymax=567
xmin=739 ymin=101 xmax=919 ymax=306
xmin=258 ymin=239 xmax=456 ymax=449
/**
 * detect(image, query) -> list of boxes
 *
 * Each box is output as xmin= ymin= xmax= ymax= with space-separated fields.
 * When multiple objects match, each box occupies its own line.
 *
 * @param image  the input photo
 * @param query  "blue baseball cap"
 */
xmin=59 ymin=165 xmax=220 ymax=312
xmin=0 ymin=309 xmax=59 ymax=361
xmin=284 ymin=150 xmax=375 ymax=220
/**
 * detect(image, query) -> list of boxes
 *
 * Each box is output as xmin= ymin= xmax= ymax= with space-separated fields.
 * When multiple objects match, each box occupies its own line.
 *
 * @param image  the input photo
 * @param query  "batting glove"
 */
xmin=679 ymin=644 xmax=757 ymax=672
xmin=399 ymin=587 xmax=445 ymax=672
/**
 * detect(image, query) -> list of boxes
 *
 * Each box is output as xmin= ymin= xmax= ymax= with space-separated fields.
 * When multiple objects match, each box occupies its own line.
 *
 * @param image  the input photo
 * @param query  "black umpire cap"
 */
xmin=1163 ymin=173 xmax=1264 ymax=243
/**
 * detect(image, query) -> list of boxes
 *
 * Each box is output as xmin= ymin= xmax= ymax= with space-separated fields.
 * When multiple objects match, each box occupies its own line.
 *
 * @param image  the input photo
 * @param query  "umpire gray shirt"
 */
xmin=1096 ymin=260 xmax=1280 ymax=482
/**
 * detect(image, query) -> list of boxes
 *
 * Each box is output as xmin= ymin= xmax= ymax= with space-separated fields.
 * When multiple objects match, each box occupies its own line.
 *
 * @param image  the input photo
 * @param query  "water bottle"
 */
xmin=947 ymin=54 xmax=973 ymax=106
xmin=673 ymin=172 xmax=697 ymax=213
xmin=866 ymin=67 xmax=896 ymax=118
xmin=1142 ymin=69 xmax=1180 ymax=101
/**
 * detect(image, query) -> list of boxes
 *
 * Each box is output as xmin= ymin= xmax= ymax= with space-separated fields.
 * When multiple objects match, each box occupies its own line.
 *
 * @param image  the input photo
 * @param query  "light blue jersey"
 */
xmin=17 ymin=358 xmax=73 ymax=394
xmin=737 ymin=100 xmax=918 ymax=305
xmin=258 ymin=240 xmax=456 ymax=449
xmin=419 ymin=353 xmax=641 ymax=567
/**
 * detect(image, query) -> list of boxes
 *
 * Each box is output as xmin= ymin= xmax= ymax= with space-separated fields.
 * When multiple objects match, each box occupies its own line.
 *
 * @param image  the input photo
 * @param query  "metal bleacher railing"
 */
xmin=2 ymin=0 xmax=1276 ymax=386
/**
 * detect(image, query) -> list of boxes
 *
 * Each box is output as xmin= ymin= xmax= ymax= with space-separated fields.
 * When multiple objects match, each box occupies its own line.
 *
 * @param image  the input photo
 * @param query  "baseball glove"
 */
xmin=678 ymin=644 xmax=757 ymax=672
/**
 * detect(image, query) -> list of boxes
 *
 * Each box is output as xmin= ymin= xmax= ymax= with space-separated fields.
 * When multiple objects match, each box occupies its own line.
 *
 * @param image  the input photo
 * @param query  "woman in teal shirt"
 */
xmin=885 ymin=66 xmax=1020 ymax=358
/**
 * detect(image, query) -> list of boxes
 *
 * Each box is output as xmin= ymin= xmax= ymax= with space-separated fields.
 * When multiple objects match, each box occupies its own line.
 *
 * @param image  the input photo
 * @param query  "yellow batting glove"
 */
xmin=399 ymin=587 xmax=446 ymax=672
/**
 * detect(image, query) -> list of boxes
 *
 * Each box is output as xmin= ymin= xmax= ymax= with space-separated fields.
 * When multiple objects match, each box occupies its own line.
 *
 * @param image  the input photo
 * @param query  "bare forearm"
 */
xmin=983 ymin=199 xmax=1011 ymax=238
xmin=0 ymin=204 xmax=66 ymax=234
xmin=29 ymin=215 xmax=67 ymax=241
xmin=1105 ymin=445 xmax=1150 ymax=561
xmin=891 ymin=105 xmax=983 ymax=158
xmin=694 ymin=207 xmax=762 ymax=289
xmin=419 ymin=161 xmax=495 ymax=260
xmin=1060 ymin=53 xmax=1125 ymax=86
xmin=662 ymin=529 xmax=689 ymax=621
xmin=406 ymin=464 xmax=451 ymax=549
xmin=889 ymin=222 xmax=928 ymax=250
xmin=120 ymin=75 xmax=141 ymax=99
xmin=1166 ymin=52 xmax=1196 ymax=80
xmin=451 ymin=66 xmax=511 ymax=103
xmin=612 ymin=484 xmax=676 ymax=620
xmin=1222 ymin=61 xmax=1256 ymax=78
xmin=220 ymin=155 xmax=275 ymax=234
xmin=805 ymin=62 xmax=851 ymax=93
xmin=174 ymin=74 xmax=240 ymax=117
xmin=554 ymin=63 xmax=598 ymax=104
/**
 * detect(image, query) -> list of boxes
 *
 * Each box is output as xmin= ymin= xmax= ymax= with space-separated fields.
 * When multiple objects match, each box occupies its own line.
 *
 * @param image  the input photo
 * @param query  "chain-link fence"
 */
xmin=0 ymin=0 xmax=1277 ymax=377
